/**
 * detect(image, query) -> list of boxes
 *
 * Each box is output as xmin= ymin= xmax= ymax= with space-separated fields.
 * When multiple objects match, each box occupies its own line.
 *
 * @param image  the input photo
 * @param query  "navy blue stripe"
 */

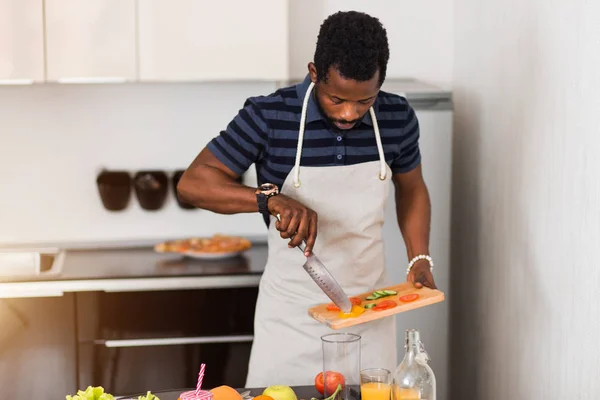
xmin=260 ymin=102 xmax=302 ymax=113
xmin=378 ymin=103 xmax=408 ymax=112
xmin=393 ymin=149 xmax=421 ymax=171
xmin=402 ymin=140 xmax=419 ymax=156
xmin=269 ymin=154 xmax=336 ymax=165
xmin=278 ymin=88 xmax=298 ymax=99
xmin=345 ymin=136 xmax=404 ymax=146
xmin=346 ymin=152 xmax=396 ymax=164
xmin=228 ymin=122 xmax=262 ymax=152
xmin=270 ymin=137 xmax=335 ymax=148
xmin=376 ymin=119 xmax=404 ymax=129
xmin=219 ymin=131 xmax=255 ymax=163
xmin=210 ymin=140 xmax=246 ymax=172
xmin=262 ymin=163 xmax=289 ymax=180
xmin=267 ymin=119 xmax=379 ymax=131
xmin=239 ymin=106 xmax=268 ymax=136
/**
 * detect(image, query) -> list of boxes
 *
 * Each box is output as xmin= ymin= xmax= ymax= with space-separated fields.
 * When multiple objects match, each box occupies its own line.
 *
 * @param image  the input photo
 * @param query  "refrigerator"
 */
xmin=380 ymin=79 xmax=453 ymax=400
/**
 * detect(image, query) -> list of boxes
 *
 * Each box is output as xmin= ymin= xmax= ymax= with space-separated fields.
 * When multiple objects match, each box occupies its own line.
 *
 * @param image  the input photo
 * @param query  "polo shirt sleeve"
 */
xmin=391 ymin=103 xmax=421 ymax=174
xmin=207 ymin=98 xmax=269 ymax=175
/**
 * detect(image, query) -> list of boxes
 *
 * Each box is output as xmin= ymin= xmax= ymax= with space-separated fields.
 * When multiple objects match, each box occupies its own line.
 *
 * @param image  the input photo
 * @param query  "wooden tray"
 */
xmin=308 ymin=282 xmax=445 ymax=330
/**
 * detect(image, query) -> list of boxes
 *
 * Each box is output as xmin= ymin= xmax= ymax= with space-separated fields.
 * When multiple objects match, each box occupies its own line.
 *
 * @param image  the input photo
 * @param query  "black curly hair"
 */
xmin=313 ymin=11 xmax=389 ymax=87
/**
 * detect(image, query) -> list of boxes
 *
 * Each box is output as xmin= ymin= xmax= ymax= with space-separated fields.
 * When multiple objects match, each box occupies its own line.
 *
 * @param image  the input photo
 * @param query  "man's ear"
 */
xmin=308 ymin=62 xmax=317 ymax=83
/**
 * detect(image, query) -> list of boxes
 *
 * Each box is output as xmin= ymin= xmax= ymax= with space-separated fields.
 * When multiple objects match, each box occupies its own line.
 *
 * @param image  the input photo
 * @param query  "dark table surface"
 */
xmin=118 ymin=386 xmax=324 ymax=400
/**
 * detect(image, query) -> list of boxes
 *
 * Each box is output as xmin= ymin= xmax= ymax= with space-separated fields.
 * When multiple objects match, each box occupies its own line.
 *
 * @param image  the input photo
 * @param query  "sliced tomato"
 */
xmin=350 ymin=297 xmax=362 ymax=306
xmin=399 ymin=293 xmax=420 ymax=302
xmin=326 ymin=297 xmax=362 ymax=311
xmin=373 ymin=299 xmax=397 ymax=311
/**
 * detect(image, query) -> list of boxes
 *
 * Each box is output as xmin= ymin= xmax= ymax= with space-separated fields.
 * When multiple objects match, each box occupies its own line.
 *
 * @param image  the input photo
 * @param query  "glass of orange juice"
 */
xmin=360 ymin=368 xmax=391 ymax=400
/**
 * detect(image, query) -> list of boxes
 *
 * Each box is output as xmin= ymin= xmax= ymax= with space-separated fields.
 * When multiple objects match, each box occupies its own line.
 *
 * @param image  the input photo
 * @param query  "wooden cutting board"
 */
xmin=308 ymin=282 xmax=445 ymax=330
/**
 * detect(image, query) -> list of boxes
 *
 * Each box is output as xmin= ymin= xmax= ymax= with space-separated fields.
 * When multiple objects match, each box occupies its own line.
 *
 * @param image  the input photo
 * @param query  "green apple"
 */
xmin=263 ymin=385 xmax=298 ymax=400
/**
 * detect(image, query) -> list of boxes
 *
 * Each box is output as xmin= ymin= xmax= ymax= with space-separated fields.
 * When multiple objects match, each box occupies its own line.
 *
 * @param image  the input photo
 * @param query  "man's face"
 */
xmin=309 ymin=64 xmax=380 ymax=131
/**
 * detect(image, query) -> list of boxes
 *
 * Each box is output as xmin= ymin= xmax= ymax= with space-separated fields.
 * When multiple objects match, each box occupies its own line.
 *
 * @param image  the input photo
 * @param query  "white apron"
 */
xmin=245 ymin=82 xmax=397 ymax=388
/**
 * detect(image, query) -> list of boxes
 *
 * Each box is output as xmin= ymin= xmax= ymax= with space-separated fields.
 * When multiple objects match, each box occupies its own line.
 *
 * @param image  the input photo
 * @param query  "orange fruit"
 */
xmin=254 ymin=396 xmax=274 ymax=400
xmin=210 ymin=386 xmax=243 ymax=400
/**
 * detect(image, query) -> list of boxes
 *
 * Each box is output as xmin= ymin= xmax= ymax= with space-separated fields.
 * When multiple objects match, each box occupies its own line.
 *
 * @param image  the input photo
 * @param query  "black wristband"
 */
xmin=256 ymin=192 xmax=269 ymax=216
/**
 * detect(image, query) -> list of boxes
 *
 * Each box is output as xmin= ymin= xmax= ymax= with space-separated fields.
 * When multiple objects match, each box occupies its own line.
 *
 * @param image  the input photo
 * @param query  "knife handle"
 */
xmin=274 ymin=213 xmax=308 ymax=254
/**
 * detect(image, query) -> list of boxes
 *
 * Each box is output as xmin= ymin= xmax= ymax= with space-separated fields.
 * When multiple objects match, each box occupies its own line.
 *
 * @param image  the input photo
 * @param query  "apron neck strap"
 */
xmin=293 ymin=82 xmax=387 ymax=188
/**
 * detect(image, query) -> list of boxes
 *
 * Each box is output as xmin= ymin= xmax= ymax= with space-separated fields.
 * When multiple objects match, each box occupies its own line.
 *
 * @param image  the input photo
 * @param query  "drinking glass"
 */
xmin=360 ymin=368 xmax=391 ymax=400
xmin=321 ymin=333 xmax=361 ymax=400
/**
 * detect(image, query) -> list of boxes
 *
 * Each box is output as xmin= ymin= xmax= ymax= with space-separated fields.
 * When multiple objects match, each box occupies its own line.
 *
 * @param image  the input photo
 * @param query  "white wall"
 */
xmin=289 ymin=0 xmax=454 ymax=89
xmin=451 ymin=0 xmax=600 ymax=399
xmin=0 ymin=83 xmax=271 ymax=245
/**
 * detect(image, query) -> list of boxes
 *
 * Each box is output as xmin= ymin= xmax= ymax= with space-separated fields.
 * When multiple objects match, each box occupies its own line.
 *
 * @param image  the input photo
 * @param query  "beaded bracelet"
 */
xmin=406 ymin=254 xmax=434 ymax=276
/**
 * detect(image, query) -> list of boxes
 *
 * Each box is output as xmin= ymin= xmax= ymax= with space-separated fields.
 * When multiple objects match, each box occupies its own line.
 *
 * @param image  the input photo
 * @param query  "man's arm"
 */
xmin=177 ymin=147 xmax=257 ymax=214
xmin=390 ymin=101 xmax=436 ymax=289
xmin=177 ymin=101 xmax=318 ymax=254
xmin=392 ymin=165 xmax=437 ymax=289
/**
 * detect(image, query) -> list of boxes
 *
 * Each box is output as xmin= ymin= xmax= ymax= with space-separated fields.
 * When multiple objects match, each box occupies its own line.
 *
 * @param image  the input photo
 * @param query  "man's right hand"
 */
xmin=268 ymin=194 xmax=318 ymax=256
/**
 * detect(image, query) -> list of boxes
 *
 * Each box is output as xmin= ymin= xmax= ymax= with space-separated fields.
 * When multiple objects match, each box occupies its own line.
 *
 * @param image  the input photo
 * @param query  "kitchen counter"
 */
xmin=0 ymin=243 xmax=268 ymax=298
xmin=118 ymin=386 xmax=328 ymax=400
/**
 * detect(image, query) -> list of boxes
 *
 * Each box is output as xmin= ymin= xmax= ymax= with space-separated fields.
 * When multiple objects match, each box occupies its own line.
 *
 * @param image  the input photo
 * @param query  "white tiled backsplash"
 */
xmin=0 ymin=82 xmax=272 ymax=246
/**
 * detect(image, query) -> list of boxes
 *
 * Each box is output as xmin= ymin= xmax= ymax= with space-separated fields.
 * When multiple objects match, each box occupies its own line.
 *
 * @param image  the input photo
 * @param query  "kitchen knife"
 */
xmin=275 ymin=214 xmax=353 ymax=313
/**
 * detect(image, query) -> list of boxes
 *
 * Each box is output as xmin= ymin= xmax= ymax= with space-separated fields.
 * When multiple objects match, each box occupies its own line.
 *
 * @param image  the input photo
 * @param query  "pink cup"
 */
xmin=179 ymin=390 xmax=213 ymax=400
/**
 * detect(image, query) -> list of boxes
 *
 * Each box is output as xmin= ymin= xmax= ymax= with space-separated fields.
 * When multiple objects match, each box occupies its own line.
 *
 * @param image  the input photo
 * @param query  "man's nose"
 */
xmin=340 ymin=104 xmax=360 ymax=122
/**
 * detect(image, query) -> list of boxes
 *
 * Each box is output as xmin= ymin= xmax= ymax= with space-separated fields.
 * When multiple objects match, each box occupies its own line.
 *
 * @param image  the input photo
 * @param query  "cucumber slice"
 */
xmin=374 ymin=290 xmax=387 ymax=296
xmin=366 ymin=295 xmax=378 ymax=300
xmin=364 ymin=303 xmax=376 ymax=309
xmin=383 ymin=290 xmax=397 ymax=295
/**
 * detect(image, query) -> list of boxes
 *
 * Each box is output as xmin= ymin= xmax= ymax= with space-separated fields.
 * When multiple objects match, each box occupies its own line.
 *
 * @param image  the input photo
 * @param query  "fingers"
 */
xmin=283 ymin=211 xmax=301 ymax=242
xmin=304 ymin=212 xmax=318 ymax=256
xmin=270 ymin=195 xmax=318 ymax=255
xmin=407 ymin=267 xmax=437 ymax=290
xmin=288 ymin=210 xmax=307 ymax=248
xmin=277 ymin=210 xmax=292 ymax=237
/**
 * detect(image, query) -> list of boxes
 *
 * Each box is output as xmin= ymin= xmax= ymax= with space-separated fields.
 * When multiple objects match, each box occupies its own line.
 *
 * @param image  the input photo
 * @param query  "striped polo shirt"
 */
xmin=207 ymin=74 xmax=421 ymax=219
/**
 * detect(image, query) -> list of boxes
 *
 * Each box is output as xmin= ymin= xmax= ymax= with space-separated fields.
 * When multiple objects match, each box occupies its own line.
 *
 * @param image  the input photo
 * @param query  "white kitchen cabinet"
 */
xmin=0 ymin=0 xmax=44 ymax=83
xmin=138 ymin=0 xmax=288 ymax=82
xmin=45 ymin=0 xmax=137 ymax=83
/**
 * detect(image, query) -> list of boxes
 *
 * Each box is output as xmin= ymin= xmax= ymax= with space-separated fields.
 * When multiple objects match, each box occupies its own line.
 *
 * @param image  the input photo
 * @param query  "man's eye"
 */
xmin=331 ymin=98 xmax=343 ymax=104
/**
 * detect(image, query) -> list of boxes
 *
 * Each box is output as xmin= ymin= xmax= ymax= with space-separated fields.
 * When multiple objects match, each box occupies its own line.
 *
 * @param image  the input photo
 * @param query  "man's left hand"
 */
xmin=406 ymin=260 xmax=437 ymax=289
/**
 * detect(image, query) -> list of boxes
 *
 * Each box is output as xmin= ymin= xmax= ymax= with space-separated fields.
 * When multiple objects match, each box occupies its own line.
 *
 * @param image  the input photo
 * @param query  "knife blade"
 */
xmin=275 ymin=214 xmax=353 ymax=313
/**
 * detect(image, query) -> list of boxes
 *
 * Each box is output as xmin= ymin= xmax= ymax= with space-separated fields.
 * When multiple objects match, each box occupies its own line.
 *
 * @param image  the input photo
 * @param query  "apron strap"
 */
xmin=292 ymin=82 xmax=315 ymax=188
xmin=293 ymin=82 xmax=388 ymax=188
xmin=370 ymin=107 xmax=388 ymax=181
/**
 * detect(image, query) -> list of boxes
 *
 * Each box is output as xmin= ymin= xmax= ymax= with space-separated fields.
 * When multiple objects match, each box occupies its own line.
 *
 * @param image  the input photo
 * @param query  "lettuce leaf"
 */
xmin=65 ymin=386 xmax=159 ymax=400
xmin=66 ymin=386 xmax=115 ymax=400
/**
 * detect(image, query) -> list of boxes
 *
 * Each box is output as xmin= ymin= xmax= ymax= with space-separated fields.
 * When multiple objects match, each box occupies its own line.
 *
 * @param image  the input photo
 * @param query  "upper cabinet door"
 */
xmin=138 ymin=0 xmax=289 ymax=82
xmin=45 ymin=0 xmax=137 ymax=83
xmin=0 ymin=0 xmax=44 ymax=83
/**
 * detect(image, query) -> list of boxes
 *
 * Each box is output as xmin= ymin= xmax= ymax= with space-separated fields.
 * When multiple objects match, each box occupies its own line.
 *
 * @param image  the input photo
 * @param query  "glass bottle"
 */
xmin=391 ymin=329 xmax=436 ymax=400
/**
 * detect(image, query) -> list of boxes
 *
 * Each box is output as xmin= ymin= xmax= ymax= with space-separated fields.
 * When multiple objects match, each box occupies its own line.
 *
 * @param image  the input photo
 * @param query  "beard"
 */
xmin=312 ymin=91 xmax=366 ymax=132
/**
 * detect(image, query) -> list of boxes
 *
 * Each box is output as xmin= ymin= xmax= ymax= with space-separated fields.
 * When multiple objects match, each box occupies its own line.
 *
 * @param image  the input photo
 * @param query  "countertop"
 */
xmin=118 ymin=386 xmax=333 ymax=400
xmin=0 ymin=243 xmax=268 ymax=298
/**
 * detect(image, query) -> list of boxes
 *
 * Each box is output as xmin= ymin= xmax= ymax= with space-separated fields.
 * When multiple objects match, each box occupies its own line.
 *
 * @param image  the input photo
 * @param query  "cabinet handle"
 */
xmin=94 ymin=334 xmax=254 ymax=348
xmin=0 ymin=79 xmax=34 ymax=85
xmin=0 ymin=289 xmax=64 ymax=298
xmin=57 ymin=77 xmax=128 ymax=84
